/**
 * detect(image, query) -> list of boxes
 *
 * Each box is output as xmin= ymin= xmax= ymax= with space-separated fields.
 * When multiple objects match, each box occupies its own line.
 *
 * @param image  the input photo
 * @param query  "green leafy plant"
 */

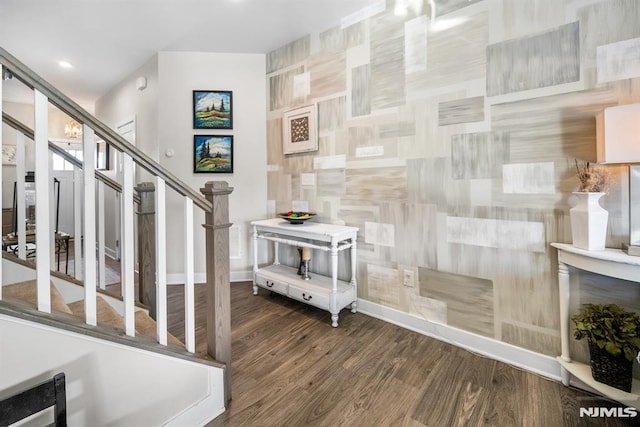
xmin=572 ymin=303 xmax=640 ymax=361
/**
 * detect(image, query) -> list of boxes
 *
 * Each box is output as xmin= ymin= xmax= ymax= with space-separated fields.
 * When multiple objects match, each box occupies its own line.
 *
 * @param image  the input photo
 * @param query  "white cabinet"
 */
xmin=251 ymin=218 xmax=358 ymax=327
xmin=551 ymin=243 xmax=640 ymax=408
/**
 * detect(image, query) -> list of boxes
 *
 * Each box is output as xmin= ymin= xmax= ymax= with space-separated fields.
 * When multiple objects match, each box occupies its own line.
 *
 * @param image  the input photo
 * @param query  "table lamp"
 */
xmin=596 ymin=102 xmax=640 ymax=256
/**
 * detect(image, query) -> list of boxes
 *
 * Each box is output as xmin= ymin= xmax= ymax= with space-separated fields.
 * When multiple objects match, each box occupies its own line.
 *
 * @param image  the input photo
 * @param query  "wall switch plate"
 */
xmin=403 ymin=269 xmax=415 ymax=287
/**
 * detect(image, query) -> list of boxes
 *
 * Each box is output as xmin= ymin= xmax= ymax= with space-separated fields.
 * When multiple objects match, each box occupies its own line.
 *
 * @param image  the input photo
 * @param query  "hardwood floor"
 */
xmin=164 ymin=282 xmax=636 ymax=427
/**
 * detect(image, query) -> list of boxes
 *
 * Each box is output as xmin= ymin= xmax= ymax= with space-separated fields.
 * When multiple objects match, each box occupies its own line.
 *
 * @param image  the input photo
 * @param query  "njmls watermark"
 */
xmin=579 ymin=407 xmax=638 ymax=418
xmin=577 ymin=397 xmax=638 ymax=419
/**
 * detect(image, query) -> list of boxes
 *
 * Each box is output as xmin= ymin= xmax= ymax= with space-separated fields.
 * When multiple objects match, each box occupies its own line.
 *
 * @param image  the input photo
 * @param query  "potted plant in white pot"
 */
xmin=570 ymin=160 xmax=611 ymax=251
xmin=572 ymin=303 xmax=640 ymax=392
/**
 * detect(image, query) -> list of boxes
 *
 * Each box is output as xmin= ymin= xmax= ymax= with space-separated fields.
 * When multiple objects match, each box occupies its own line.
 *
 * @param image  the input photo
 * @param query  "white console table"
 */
xmin=551 ymin=243 xmax=640 ymax=408
xmin=251 ymin=218 xmax=358 ymax=327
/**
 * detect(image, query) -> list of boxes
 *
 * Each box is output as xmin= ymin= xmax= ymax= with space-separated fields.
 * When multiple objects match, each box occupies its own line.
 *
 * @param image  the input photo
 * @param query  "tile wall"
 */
xmin=265 ymin=0 xmax=640 ymax=359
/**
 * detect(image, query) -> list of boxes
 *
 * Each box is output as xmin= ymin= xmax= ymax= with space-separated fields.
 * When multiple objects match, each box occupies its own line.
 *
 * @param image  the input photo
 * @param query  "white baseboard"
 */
xmin=104 ymin=246 xmax=118 ymax=260
xmin=356 ymin=299 xmax=562 ymax=382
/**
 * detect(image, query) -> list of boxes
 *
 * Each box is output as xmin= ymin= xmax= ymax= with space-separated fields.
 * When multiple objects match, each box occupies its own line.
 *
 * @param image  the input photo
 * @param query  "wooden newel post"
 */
xmin=135 ymin=182 xmax=156 ymax=318
xmin=200 ymin=181 xmax=233 ymax=404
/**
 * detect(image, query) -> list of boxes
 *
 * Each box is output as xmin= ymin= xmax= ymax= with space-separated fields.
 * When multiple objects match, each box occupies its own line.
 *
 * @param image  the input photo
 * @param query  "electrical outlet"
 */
xmin=403 ymin=269 xmax=415 ymax=287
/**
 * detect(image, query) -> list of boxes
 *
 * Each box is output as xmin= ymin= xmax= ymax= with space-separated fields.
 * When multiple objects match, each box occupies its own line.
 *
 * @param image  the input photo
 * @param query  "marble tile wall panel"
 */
xmin=345 ymin=167 xmax=408 ymax=202
xmin=370 ymin=11 xmax=406 ymax=110
xmin=378 ymin=121 xmax=416 ymax=139
xmin=351 ymin=64 xmax=371 ymax=117
xmin=267 ymin=171 xmax=291 ymax=202
xmin=364 ymin=221 xmax=395 ymax=247
xmin=501 ymin=322 xmax=560 ymax=356
xmin=316 ymin=170 xmax=346 ymax=197
xmin=293 ymin=72 xmax=311 ymax=99
xmin=283 ymin=152 xmax=314 ymax=175
xmin=408 ymin=289 xmax=448 ymax=325
xmin=344 ymin=21 xmax=368 ymax=49
xmin=451 ymin=131 xmax=510 ymax=180
xmin=438 ymin=96 xmax=485 ymax=126
xmin=404 ymin=15 xmax=428 ymax=75
xmin=318 ymin=96 xmax=346 ymax=133
xmin=436 ymin=0 xmax=483 ymax=16
xmin=310 ymin=51 xmax=346 ymax=100
xmin=446 ymin=216 xmax=546 ymax=253
xmin=502 ymin=0 xmax=568 ymax=40
xmin=267 ymin=36 xmax=310 ymax=74
xmin=320 ymin=26 xmax=347 ymax=53
xmin=380 ymin=202 xmax=438 ymax=268
xmin=267 ymin=119 xmax=283 ymax=165
xmin=490 ymin=87 xmax=619 ymax=163
xmin=313 ymin=154 xmax=346 ymax=170
xmin=578 ymin=270 xmax=640 ymax=310
xmin=401 ymin=98 xmax=459 ymax=159
xmin=418 ymin=267 xmax=494 ymax=337
xmin=355 ymin=146 xmax=384 ymax=158
xmin=347 ymin=126 xmax=377 ymax=158
xmin=336 ymin=205 xmax=379 ymax=255
xmin=577 ymin=0 xmax=640 ymax=66
xmin=269 ymin=66 xmax=306 ymax=111
xmin=406 ymin=157 xmax=470 ymax=212
xmin=406 ymin=13 xmax=487 ymax=93
xmin=320 ymin=21 xmax=367 ymax=52
xmin=597 ymin=37 xmax=640 ymax=83
xmin=487 ymin=22 xmax=580 ymax=97
xmin=367 ymin=263 xmax=402 ymax=308
xmin=502 ymin=162 xmax=555 ymax=194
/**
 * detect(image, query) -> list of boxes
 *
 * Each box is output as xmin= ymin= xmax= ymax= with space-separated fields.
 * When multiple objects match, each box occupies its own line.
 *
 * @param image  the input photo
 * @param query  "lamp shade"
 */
xmin=596 ymin=103 xmax=640 ymax=164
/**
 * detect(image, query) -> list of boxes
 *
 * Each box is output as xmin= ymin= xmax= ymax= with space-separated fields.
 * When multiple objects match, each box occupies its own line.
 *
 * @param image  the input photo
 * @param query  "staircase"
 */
xmin=0 ymin=47 xmax=232 ymax=425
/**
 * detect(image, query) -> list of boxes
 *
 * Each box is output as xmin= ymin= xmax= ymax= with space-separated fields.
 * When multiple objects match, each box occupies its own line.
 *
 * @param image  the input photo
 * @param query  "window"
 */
xmin=52 ymin=149 xmax=83 ymax=171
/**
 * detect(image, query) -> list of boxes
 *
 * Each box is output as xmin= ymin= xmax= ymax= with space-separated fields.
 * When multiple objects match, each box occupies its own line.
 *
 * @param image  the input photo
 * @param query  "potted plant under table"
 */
xmin=572 ymin=303 xmax=640 ymax=392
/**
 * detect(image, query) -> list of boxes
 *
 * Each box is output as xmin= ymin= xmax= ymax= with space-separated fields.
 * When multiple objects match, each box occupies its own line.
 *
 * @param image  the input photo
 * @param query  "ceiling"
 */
xmin=0 ymin=0 xmax=380 ymax=109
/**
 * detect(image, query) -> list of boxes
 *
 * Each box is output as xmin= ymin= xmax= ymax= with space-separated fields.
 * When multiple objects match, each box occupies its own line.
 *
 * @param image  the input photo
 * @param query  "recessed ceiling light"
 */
xmin=58 ymin=60 xmax=73 ymax=69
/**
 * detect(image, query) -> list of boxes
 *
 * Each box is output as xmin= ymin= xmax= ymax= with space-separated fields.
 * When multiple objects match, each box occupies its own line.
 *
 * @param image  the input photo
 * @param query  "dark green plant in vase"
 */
xmin=572 ymin=303 xmax=640 ymax=392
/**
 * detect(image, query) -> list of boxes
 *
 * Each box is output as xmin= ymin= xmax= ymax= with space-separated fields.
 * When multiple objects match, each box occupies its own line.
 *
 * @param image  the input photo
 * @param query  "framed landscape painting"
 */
xmin=193 ymin=90 xmax=233 ymax=129
xmin=194 ymin=135 xmax=233 ymax=173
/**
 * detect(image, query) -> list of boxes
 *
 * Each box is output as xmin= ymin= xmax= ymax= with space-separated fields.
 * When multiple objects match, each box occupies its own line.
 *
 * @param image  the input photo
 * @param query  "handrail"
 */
xmin=2 ymin=112 xmax=137 ymax=201
xmin=0 ymin=47 xmax=211 ymax=213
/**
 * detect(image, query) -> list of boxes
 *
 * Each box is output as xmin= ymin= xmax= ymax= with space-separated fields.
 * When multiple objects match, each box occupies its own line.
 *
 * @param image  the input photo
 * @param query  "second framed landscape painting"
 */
xmin=194 ymin=135 xmax=233 ymax=173
xmin=193 ymin=90 xmax=233 ymax=129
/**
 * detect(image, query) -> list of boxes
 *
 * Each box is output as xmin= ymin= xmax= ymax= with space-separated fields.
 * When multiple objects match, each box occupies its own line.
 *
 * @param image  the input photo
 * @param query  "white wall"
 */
xmin=95 ymin=56 xmax=160 ymax=255
xmin=96 ymin=51 xmax=267 ymax=279
xmin=0 ymin=314 xmax=225 ymax=426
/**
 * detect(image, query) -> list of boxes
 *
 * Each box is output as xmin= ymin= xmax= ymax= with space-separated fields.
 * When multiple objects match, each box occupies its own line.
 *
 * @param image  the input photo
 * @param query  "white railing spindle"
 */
xmin=49 ymin=153 xmax=55 ymax=266
xmin=184 ymin=197 xmax=195 ymax=353
xmin=73 ymin=167 xmax=83 ymax=280
xmin=0 ymin=78 xmax=2 ymax=298
xmin=156 ymin=177 xmax=168 ymax=346
xmin=34 ymin=89 xmax=51 ymax=313
xmin=16 ymin=132 xmax=26 ymax=260
xmin=97 ymin=180 xmax=106 ymax=288
xmin=82 ymin=124 xmax=97 ymax=326
xmin=122 ymin=153 xmax=135 ymax=336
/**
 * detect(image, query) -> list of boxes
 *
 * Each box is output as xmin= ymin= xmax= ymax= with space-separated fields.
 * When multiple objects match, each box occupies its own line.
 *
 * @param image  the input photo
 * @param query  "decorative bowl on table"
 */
xmin=278 ymin=212 xmax=316 ymax=224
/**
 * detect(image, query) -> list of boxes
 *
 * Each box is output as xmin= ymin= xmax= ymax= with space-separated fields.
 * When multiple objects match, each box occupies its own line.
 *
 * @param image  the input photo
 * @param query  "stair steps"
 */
xmin=2 ymin=280 xmax=183 ymax=348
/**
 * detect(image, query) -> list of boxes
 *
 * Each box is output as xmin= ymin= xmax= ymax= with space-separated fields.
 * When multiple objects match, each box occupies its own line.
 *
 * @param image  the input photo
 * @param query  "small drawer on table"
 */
xmin=255 ymin=274 xmax=288 ymax=294
xmin=288 ymin=285 xmax=330 ymax=310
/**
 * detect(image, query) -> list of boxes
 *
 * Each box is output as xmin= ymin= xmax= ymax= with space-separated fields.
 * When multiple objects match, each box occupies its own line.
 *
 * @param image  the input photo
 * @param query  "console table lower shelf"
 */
xmin=557 ymin=358 xmax=640 ymax=408
xmin=253 ymin=264 xmax=356 ymax=327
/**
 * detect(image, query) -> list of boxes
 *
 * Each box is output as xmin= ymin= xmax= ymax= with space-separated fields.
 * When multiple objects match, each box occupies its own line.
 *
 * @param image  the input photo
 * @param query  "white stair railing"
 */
xmin=34 ymin=89 xmax=51 ymax=314
xmin=1 ymin=47 xmax=233 ymax=402
xmin=82 ymin=124 xmax=97 ymax=326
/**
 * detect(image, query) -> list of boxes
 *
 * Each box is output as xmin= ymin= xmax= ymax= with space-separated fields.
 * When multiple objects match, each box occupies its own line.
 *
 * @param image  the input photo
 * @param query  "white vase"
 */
xmin=570 ymin=192 xmax=608 ymax=251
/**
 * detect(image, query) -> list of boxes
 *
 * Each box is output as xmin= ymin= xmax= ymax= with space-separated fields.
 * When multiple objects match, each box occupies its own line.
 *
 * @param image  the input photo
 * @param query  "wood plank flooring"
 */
xmin=164 ymin=282 xmax=636 ymax=427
